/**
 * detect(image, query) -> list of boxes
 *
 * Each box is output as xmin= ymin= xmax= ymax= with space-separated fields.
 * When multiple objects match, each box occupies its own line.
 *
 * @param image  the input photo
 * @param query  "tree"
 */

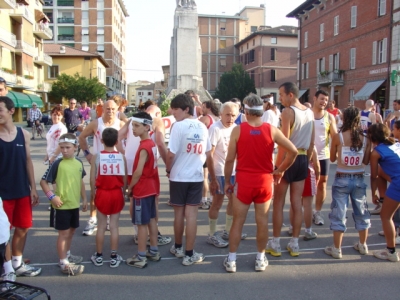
xmin=214 ymin=63 xmax=256 ymax=102
xmin=50 ymin=73 xmax=106 ymax=104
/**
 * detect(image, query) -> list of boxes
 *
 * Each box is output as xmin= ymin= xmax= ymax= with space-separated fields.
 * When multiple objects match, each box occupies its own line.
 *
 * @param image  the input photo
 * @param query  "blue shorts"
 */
xmin=213 ymin=176 xmax=235 ymax=195
xmin=329 ymin=174 xmax=371 ymax=232
xmin=386 ymin=183 xmax=400 ymax=203
xmin=132 ymin=196 xmax=156 ymax=225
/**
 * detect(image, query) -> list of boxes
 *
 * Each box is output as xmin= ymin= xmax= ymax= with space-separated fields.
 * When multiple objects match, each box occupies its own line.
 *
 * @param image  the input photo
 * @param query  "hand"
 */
xmin=31 ymin=189 xmax=39 ymax=206
xmin=49 ymin=156 xmax=56 ymax=164
xmin=85 ymin=153 xmax=93 ymax=162
xmin=272 ymin=169 xmax=284 ymax=185
xmin=127 ymin=186 xmax=133 ymax=198
xmin=51 ymin=196 xmax=63 ymax=208
xmin=82 ymin=200 xmax=88 ymax=212
xmin=372 ymin=194 xmax=380 ymax=205
xmin=224 ymin=184 xmax=234 ymax=196
xmin=209 ymin=179 xmax=220 ymax=196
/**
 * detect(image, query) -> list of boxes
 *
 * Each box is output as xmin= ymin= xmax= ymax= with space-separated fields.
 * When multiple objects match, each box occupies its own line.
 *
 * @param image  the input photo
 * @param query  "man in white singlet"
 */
xmin=79 ymin=100 xmax=124 ymax=236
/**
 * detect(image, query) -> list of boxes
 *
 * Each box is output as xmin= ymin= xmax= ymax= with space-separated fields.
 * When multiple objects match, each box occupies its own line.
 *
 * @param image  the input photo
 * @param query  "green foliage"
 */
xmin=214 ymin=64 xmax=256 ymax=102
xmin=159 ymin=93 xmax=171 ymax=117
xmin=49 ymin=73 xmax=106 ymax=104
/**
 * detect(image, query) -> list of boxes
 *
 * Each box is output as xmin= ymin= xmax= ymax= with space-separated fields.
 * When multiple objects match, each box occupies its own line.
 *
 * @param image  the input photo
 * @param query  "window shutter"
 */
xmin=329 ymin=55 xmax=333 ymax=71
xmin=382 ymin=38 xmax=387 ymax=63
xmin=372 ymin=41 xmax=377 ymax=65
xmin=317 ymin=59 xmax=320 ymax=75
xmin=351 ymin=6 xmax=357 ymax=28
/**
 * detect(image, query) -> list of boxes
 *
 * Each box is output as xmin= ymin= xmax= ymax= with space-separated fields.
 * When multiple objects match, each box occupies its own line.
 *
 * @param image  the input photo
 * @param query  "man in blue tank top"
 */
xmin=359 ymin=99 xmax=376 ymax=133
xmin=0 ymin=94 xmax=41 ymax=281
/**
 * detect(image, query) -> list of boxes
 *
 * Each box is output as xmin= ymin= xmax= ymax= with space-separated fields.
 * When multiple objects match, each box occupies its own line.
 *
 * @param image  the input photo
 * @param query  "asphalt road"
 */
xmin=6 ymin=134 xmax=400 ymax=300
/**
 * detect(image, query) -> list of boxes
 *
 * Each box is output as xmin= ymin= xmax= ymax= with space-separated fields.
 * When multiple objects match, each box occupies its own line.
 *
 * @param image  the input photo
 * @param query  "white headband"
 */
xmin=59 ymin=138 xmax=78 ymax=145
xmin=131 ymin=117 xmax=153 ymax=125
xmin=244 ymin=104 xmax=264 ymax=111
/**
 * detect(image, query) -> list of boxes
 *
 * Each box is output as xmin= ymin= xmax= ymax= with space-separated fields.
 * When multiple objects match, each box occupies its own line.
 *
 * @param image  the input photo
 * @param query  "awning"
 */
xmin=353 ymin=80 xmax=386 ymax=100
xmin=27 ymin=94 xmax=44 ymax=108
xmin=7 ymin=91 xmax=33 ymax=108
xmin=35 ymin=9 xmax=50 ymax=23
xmin=298 ymin=89 xmax=308 ymax=98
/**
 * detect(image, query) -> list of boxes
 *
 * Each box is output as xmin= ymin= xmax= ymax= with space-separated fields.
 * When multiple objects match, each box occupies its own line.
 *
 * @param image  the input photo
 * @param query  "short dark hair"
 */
xmin=315 ymin=90 xmax=329 ymax=98
xmin=184 ymin=90 xmax=195 ymax=96
xmin=170 ymin=93 xmax=194 ymax=116
xmin=203 ymin=100 xmax=220 ymax=117
xmin=279 ymin=82 xmax=299 ymax=98
xmin=102 ymin=128 xmax=118 ymax=147
xmin=143 ymin=100 xmax=156 ymax=110
xmin=51 ymin=106 xmax=63 ymax=116
xmin=0 ymin=96 xmax=15 ymax=111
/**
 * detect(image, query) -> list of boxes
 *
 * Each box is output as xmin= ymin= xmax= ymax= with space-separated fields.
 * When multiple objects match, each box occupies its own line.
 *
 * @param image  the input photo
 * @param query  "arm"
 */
xmin=89 ymin=154 xmax=97 ymax=207
xmin=224 ymin=126 xmax=240 ymax=194
xmin=116 ymin=119 xmax=131 ymax=154
xmin=369 ymin=112 xmax=377 ymax=124
xmin=362 ymin=137 xmax=372 ymax=165
xmin=311 ymin=147 xmax=320 ymax=184
xmin=154 ymin=119 xmax=168 ymax=164
xmin=79 ymin=120 xmax=97 ymax=161
xmin=23 ymin=129 xmax=39 ymax=206
xmin=307 ymin=121 xmax=315 ymax=160
xmin=40 ymin=178 xmax=63 ymax=208
xmin=118 ymin=111 xmax=129 ymax=123
xmin=81 ymin=178 xmax=87 ymax=212
xmin=330 ymin=133 xmax=340 ymax=163
xmin=123 ymin=155 xmax=128 ymax=195
xmin=207 ymin=146 xmax=219 ymax=196
xmin=370 ymin=150 xmax=381 ymax=205
xmin=127 ymin=149 xmax=148 ymax=196
xmin=329 ymin=113 xmax=338 ymax=138
xmin=166 ymin=150 xmax=175 ymax=174
xmin=275 ymin=107 xmax=292 ymax=167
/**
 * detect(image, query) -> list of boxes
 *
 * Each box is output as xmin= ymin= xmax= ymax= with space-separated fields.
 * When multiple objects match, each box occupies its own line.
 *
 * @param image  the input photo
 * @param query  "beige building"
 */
xmin=127 ymin=80 xmax=153 ymax=106
xmin=0 ymin=0 xmax=53 ymax=122
xmin=43 ymin=0 xmax=128 ymax=96
xmin=198 ymin=5 xmax=266 ymax=94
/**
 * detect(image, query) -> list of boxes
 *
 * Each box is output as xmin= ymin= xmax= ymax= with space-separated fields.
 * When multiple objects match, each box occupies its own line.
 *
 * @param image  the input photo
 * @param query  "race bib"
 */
xmin=99 ymin=153 xmax=125 ymax=175
xmin=389 ymin=143 xmax=400 ymax=158
xmin=184 ymin=132 xmax=205 ymax=155
xmin=341 ymin=146 xmax=363 ymax=166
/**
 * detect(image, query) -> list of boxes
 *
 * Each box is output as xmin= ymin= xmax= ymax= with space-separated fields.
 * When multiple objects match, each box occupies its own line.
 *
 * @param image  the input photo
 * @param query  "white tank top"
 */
xmin=92 ymin=117 xmax=121 ymax=154
xmin=314 ymin=112 xmax=330 ymax=160
xmin=336 ymin=132 xmax=366 ymax=173
xmin=289 ymin=106 xmax=314 ymax=150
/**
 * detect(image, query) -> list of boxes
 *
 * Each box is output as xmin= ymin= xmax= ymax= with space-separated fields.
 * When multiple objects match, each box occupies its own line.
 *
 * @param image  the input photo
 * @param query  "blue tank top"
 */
xmin=360 ymin=111 xmax=371 ymax=133
xmin=234 ymin=113 xmax=243 ymax=125
xmin=0 ymin=127 xmax=31 ymax=199
xmin=375 ymin=142 xmax=400 ymax=189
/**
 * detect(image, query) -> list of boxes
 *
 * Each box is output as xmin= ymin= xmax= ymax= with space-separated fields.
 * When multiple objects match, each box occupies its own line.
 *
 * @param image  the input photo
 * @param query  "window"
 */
xmin=247 ymin=43 xmax=249 ymax=49
xmin=271 ymin=69 xmax=276 ymax=82
xmin=219 ymin=39 xmax=226 ymax=49
xmin=317 ymin=57 xmax=325 ymax=74
xmin=220 ymin=57 xmax=226 ymax=67
xmin=378 ymin=38 xmax=387 ymax=63
xmin=320 ymin=23 xmax=324 ymax=42
xmin=249 ymin=50 xmax=255 ymax=62
xmin=82 ymin=45 xmax=88 ymax=51
xmin=350 ymin=48 xmax=356 ymax=69
xmin=48 ymin=65 xmax=59 ymax=78
xmin=378 ymin=0 xmax=386 ymax=16
xmin=271 ymin=48 xmax=276 ymax=61
xmin=302 ymin=63 xmax=308 ymax=79
xmin=251 ymin=26 xmax=257 ymax=33
xmin=334 ymin=16 xmax=339 ymax=36
xmin=271 ymin=37 xmax=277 ymax=44
xmin=351 ymin=6 xmax=357 ymax=28
xmin=304 ymin=31 xmax=308 ymax=48
xmin=253 ymin=39 xmax=255 ymax=46
xmin=250 ymin=70 xmax=255 ymax=82
xmin=349 ymin=89 xmax=355 ymax=101
xmin=333 ymin=53 xmax=340 ymax=70
xmin=220 ymin=21 xmax=226 ymax=31
xmin=148 ymin=92 xmax=152 ymax=96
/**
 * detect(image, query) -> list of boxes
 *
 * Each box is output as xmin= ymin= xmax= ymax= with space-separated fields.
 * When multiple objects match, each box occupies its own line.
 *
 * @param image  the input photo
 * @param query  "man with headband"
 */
xmin=223 ymin=93 xmax=297 ymax=272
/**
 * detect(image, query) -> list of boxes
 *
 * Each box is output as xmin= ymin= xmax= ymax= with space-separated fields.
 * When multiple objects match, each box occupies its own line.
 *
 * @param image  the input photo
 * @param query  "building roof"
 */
xmin=136 ymin=84 xmax=155 ymax=91
xmin=118 ymin=0 xmax=129 ymax=17
xmin=44 ymin=44 xmax=109 ymax=68
xmin=128 ymin=80 xmax=153 ymax=86
xmin=154 ymin=81 xmax=166 ymax=91
xmin=235 ymin=25 xmax=298 ymax=47
xmin=238 ymin=6 xmax=265 ymax=15
xmin=198 ymin=14 xmax=245 ymax=20
xmin=286 ymin=0 xmax=319 ymax=18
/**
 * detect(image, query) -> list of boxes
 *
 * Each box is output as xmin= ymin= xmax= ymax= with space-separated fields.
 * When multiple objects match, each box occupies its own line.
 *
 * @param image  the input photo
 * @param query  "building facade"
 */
xmin=0 ymin=0 xmax=53 ymax=122
xmin=136 ymin=83 xmax=155 ymax=106
xmin=127 ymin=80 xmax=153 ymax=106
xmin=235 ymin=26 xmax=298 ymax=103
xmin=288 ymin=0 xmax=392 ymax=110
xmin=43 ymin=0 xmax=128 ymax=97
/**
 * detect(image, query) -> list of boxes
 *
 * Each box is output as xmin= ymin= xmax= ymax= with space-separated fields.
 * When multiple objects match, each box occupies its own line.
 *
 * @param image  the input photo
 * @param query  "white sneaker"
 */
xmin=370 ymin=203 xmax=382 ymax=215
xmin=170 ymin=245 xmax=185 ymax=258
xmin=206 ymin=233 xmax=229 ymax=248
xmin=223 ymin=257 xmax=236 ymax=273
xmin=182 ymin=251 xmax=205 ymax=266
xmin=82 ymin=219 xmax=97 ymax=236
xmin=199 ymin=200 xmax=210 ymax=210
xmin=1 ymin=272 xmax=16 ymax=292
xmin=255 ymin=256 xmax=268 ymax=272
xmin=14 ymin=262 xmax=41 ymax=277
xmin=353 ymin=242 xmax=368 ymax=255
xmin=265 ymin=240 xmax=282 ymax=257
xmin=373 ymin=248 xmax=399 ymax=262
xmin=324 ymin=245 xmax=342 ymax=259
xmin=313 ymin=211 xmax=324 ymax=225
xmin=287 ymin=240 xmax=300 ymax=257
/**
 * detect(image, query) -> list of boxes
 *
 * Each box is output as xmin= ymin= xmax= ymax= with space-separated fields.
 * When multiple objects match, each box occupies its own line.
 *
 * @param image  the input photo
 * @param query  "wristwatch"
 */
xmin=83 ymin=149 xmax=91 ymax=157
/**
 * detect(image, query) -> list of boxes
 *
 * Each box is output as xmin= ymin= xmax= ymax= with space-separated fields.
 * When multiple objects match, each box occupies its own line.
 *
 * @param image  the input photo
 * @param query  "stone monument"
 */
xmin=166 ymin=0 xmax=212 ymax=101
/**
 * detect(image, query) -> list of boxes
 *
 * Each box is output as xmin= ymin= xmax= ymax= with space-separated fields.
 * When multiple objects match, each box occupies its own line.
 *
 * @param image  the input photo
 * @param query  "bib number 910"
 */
xmin=186 ymin=143 xmax=203 ymax=154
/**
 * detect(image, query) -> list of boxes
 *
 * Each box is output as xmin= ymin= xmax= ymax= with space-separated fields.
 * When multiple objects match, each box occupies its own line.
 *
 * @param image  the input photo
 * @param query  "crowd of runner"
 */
xmin=1 ymin=79 xmax=400 ymax=285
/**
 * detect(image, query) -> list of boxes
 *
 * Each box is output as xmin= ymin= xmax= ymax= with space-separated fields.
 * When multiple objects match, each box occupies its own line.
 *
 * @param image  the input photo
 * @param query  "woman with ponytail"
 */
xmin=324 ymin=106 xmax=371 ymax=259
xmin=368 ymin=122 xmax=400 ymax=262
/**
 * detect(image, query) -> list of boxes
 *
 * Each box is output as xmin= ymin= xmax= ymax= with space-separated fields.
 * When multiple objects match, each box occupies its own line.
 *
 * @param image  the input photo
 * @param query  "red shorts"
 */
xmin=234 ymin=177 xmax=273 ymax=205
xmin=302 ymin=167 xmax=316 ymax=197
xmin=2 ymin=196 xmax=32 ymax=228
xmin=95 ymin=188 xmax=125 ymax=215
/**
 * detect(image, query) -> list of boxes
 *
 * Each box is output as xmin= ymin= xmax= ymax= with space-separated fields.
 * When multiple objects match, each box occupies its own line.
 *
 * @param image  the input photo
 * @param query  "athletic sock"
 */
xmin=90 ymin=217 xmax=97 ymax=223
xmin=291 ymin=238 xmax=299 ymax=244
xmin=185 ymin=250 xmax=193 ymax=257
xmin=3 ymin=260 xmax=14 ymax=274
xmin=110 ymin=250 xmax=117 ymax=258
xmin=209 ymin=218 xmax=217 ymax=235
xmin=387 ymin=247 xmax=396 ymax=254
xmin=149 ymin=246 xmax=158 ymax=253
xmin=175 ymin=243 xmax=182 ymax=249
xmin=202 ymin=197 xmax=207 ymax=203
xmin=228 ymin=252 xmax=236 ymax=261
xmin=59 ymin=258 xmax=69 ymax=266
xmin=12 ymin=256 xmax=22 ymax=269
xmin=256 ymin=252 xmax=265 ymax=260
xmin=138 ymin=251 xmax=146 ymax=258
xmin=272 ymin=237 xmax=280 ymax=244
xmin=66 ymin=250 xmax=71 ymax=258
xmin=225 ymin=215 xmax=233 ymax=233
xmin=96 ymin=252 xmax=103 ymax=257
xmin=305 ymin=227 xmax=312 ymax=234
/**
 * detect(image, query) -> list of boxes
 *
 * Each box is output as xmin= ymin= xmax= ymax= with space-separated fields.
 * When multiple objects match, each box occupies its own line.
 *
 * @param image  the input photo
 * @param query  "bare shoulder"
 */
xmin=154 ymin=117 xmax=164 ymax=130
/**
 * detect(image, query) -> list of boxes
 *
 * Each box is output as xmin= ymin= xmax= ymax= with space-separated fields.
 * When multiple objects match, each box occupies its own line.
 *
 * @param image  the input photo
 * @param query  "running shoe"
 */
xmin=157 ymin=234 xmax=172 ymax=246
xmin=82 ymin=219 xmax=97 ymax=236
xmin=14 ymin=262 xmax=41 ymax=277
xmin=287 ymin=240 xmax=300 ymax=257
xmin=287 ymin=226 xmax=293 ymax=236
xmin=199 ymin=200 xmax=210 ymax=210
xmin=370 ymin=203 xmax=382 ymax=215
xmin=303 ymin=231 xmax=318 ymax=241
xmin=146 ymin=251 xmax=161 ymax=262
xmin=182 ymin=251 xmax=205 ymax=266
xmin=373 ymin=249 xmax=399 ymax=262
xmin=324 ymin=245 xmax=342 ymax=259
xmin=313 ymin=211 xmax=324 ymax=225
xmin=219 ymin=230 xmax=247 ymax=241
xmin=126 ymin=255 xmax=147 ymax=268
xmin=110 ymin=254 xmax=123 ymax=268
xmin=265 ymin=240 xmax=282 ymax=257
xmin=68 ymin=254 xmax=83 ymax=264
xmin=353 ymin=242 xmax=368 ymax=255
xmin=255 ymin=256 xmax=268 ymax=272
xmin=206 ymin=233 xmax=229 ymax=248
xmin=223 ymin=257 xmax=236 ymax=273
xmin=61 ymin=264 xmax=84 ymax=276
xmin=170 ymin=245 xmax=185 ymax=258
xmin=91 ymin=253 xmax=103 ymax=266
xmin=1 ymin=272 xmax=16 ymax=292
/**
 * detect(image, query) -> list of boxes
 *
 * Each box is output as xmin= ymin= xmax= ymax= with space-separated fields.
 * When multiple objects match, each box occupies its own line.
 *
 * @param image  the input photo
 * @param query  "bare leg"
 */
xmin=290 ymin=180 xmax=306 ymax=238
xmin=381 ymin=196 xmax=400 ymax=248
xmin=315 ymin=175 xmax=328 ymax=211
xmin=137 ymin=225 xmax=148 ymax=253
xmin=184 ymin=205 xmax=199 ymax=251
xmin=333 ymin=231 xmax=344 ymax=249
xmin=148 ymin=218 xmax=158 ymax=247
xmin=272 ymin=178 xmax=289 ymax=237
xmin=208 ymin=194 xmax=224 ymax=220
xmin=254 ymin=201 xmax=271 ymax=252
xmin=57 ymin=228 xmax=75 ymax=260
xmin=11 ymin=228 xmax=29 ymax=257
xmin=202 ymin=168 xmax=209 ymax=199
xmin=109 ymin=213 xmax=120 ymax=251
xmin=229 ymin=195 xmax=250 ymax=253
xmin=173 ymin=206 xmax=185 ymax=244
xmin=96 ymin=211 xmax=107 ymax=254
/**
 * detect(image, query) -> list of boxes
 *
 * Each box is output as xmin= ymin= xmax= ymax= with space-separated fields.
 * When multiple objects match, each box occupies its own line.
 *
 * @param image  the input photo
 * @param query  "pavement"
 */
xmin=6 ymin=130 xmax=400 ymax=300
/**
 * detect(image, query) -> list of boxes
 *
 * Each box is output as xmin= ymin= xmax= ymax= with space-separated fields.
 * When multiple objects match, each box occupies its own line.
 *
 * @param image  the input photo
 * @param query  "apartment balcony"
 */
xmin=57 ymin=0 xmax=73 ymax=6
xmin=15 ymin=40 xmax=38 ymax=57
xmin=0 ymin=27 xmax=17 ymax=48
xmin=317 ymin=71 xmax=344 ymax=86
xmin=34 ymin=52 xmax=53 ymax=66
xmin=33 ymin=23 xmax=53 ymax=39
xmin=0 ymin=0 xmax=16 ymax=9
xmin=0 ymin=69 xmax=17 ymax=85
xmin=15 ymin=75 xmax=35 ymax=89
xmin=57 ymin=17 xmax=74 ymax=23
xmin=9 ymin=4 xmax=34 ymax=24
xmin=58 ymin=34 xmax=74 ymax=41
xmin=37 ymin=82 xmax=52 ymax=92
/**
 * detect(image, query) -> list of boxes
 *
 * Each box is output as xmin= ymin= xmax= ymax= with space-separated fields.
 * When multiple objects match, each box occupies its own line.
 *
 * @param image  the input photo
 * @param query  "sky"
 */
xmin=123 ymin=0 xmax=305 ymax=83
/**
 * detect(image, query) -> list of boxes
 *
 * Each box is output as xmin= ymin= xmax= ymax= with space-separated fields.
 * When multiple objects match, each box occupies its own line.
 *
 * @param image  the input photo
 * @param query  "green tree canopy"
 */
xmin=214 ymin=63 xmax=256 ymax=102
xmin=50 ymin=73 xmax=106 ymax=104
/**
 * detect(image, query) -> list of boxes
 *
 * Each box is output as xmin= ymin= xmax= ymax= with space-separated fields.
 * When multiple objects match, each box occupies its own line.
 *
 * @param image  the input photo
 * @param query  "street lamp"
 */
xmin=202 ymin=58 xmax=209 ymax=91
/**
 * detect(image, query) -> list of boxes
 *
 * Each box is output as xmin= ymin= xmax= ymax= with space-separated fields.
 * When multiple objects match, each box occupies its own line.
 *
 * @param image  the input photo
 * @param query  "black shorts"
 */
xmin=169 ymin=181 xmax=203 ymax=206
xmin=283 ymin=155 xmax=308 ymax=183
xmin=132 ymin=196 xmax=156 ymax=225
xmin=50 ymin=208 xmax=79 ymax=231
xmin=0 ymin=242 xmax=6 ymax=267
xmin=319 ymin=159 xmax=330 ymax=176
